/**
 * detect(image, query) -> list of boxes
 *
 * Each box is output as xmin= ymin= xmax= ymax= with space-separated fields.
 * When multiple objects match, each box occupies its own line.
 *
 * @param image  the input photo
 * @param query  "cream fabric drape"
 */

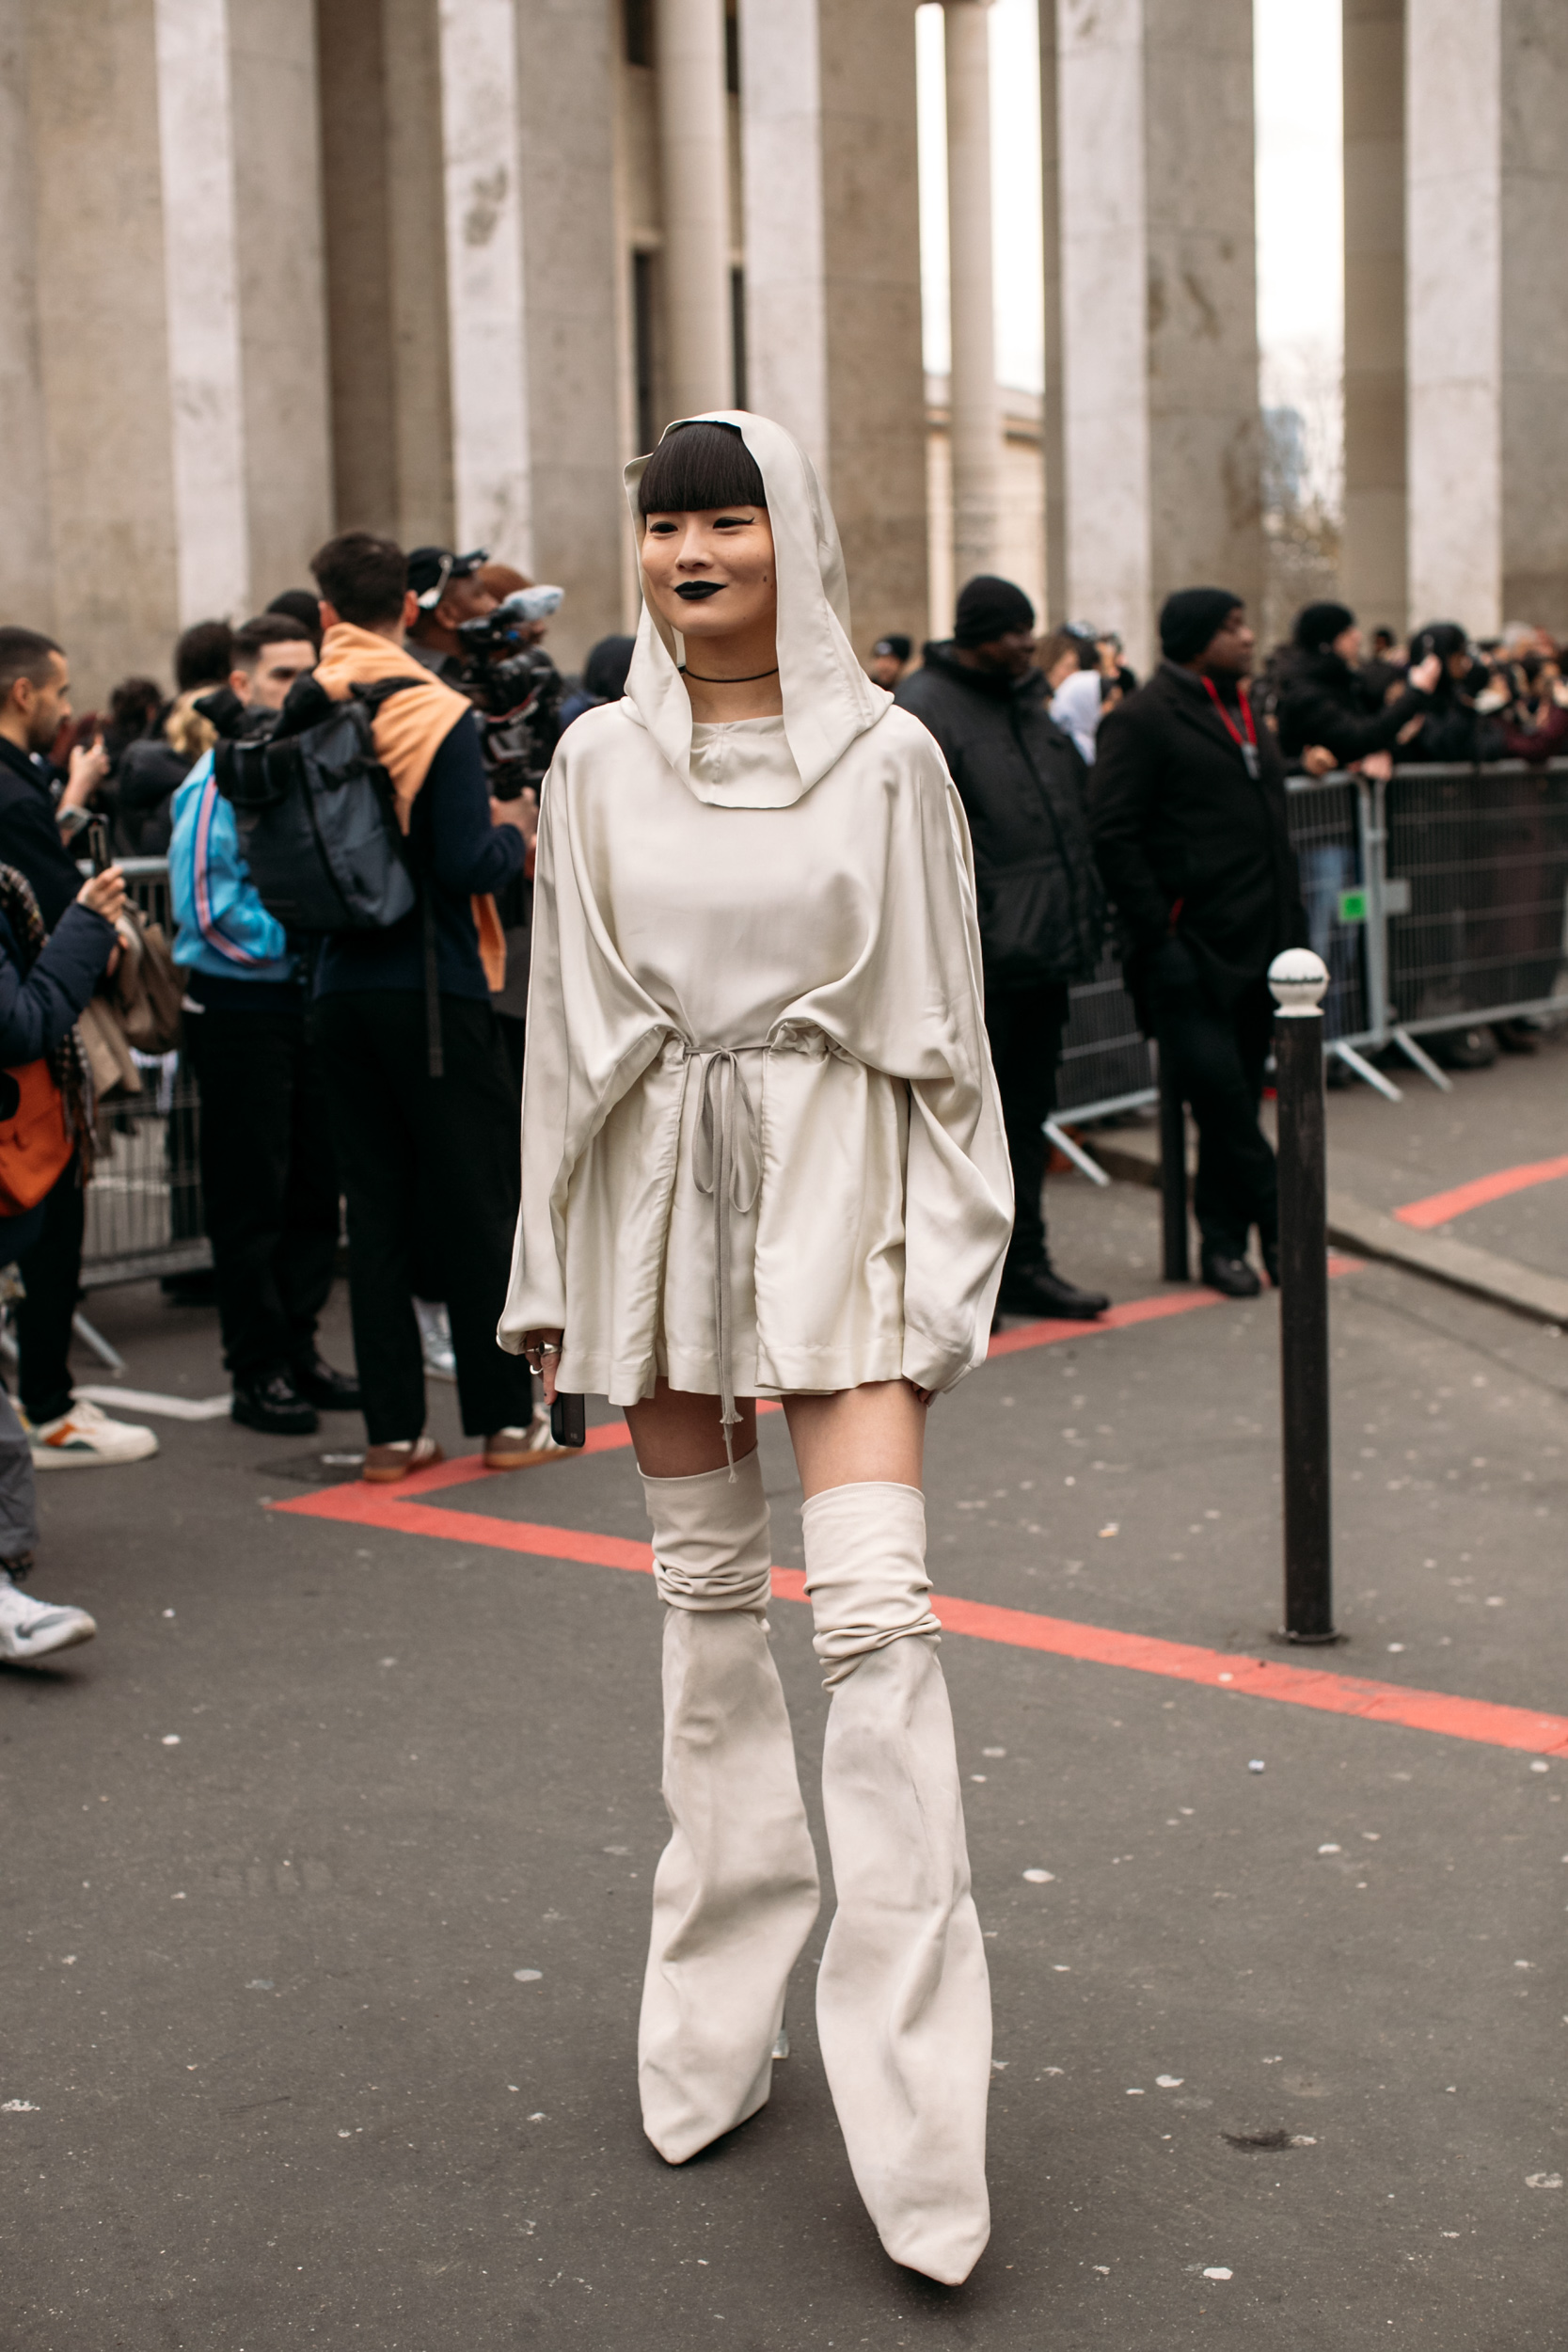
xmin=499 ymin=410 xmax=1012 ymax=1405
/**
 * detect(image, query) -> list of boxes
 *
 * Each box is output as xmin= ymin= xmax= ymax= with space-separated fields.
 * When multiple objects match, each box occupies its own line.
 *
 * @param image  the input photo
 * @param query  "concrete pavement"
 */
xmin=4 ymin=1077 xmax=1566 ymax=2348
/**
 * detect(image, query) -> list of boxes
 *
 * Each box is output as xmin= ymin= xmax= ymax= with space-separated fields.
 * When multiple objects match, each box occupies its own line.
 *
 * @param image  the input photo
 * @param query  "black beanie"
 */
xmin=1293 ymin=600 xmax=1354 ymax=653
xmin=1159 ymin=586 xmax=1244 ymax=665
xmin=954 ymin=575 xmax=1037 ymax=648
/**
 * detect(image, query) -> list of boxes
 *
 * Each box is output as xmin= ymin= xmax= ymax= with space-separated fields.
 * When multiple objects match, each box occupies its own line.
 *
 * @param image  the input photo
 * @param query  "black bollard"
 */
xmin=1157 ymin=1040 xmax=1190 ymax=1281
xmin=1269 ymin=949 xmax=1338 ymax=1643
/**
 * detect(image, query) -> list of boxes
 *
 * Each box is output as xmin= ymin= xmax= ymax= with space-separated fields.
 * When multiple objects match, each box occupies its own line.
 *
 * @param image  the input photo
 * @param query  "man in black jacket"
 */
xmin=1090 ymin=589 xmax=1307 ymax=1299
xmin=897 ymin=575 xmax=1108 ymax=1319
xmin=1274 ymin=602 xmax=1437 ymax=771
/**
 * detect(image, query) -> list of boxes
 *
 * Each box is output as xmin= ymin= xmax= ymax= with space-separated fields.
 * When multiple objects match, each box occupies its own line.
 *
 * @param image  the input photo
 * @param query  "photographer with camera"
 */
xmin=305 ymin=532 xmax=546 ymax=1481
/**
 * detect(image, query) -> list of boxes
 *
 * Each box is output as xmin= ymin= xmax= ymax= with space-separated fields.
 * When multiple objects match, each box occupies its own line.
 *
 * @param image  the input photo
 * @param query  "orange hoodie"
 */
xmin=313 ymin=623 xmax=506 ymax=992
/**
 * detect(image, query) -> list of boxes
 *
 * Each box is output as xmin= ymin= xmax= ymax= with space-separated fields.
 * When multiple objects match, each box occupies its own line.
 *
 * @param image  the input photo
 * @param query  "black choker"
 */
xmin=679 ymin=665 xmax=780 ymax=683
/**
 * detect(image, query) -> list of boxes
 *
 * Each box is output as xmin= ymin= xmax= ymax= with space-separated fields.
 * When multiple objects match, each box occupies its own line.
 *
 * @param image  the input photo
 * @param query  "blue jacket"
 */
xmin=169 ymin=752 xmax=296 ymax=986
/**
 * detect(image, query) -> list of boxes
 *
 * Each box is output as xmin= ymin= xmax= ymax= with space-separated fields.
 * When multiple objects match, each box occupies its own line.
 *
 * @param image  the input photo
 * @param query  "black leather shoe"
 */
xmin=1201 ymin=1250 xmax=1261 ymax=1299
xmin=232 ymin=1371 xmax=319 ymax=1436
xmin=291 ymin=1355 xmax=361 ymax=1412
xmin=996 ymin=1261 xmax=1110 ymax=1320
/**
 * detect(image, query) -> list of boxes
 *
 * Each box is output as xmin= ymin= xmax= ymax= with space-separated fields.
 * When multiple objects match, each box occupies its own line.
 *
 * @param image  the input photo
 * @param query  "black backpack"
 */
xmin=209 ymin=675 xmax=446 ymax=1073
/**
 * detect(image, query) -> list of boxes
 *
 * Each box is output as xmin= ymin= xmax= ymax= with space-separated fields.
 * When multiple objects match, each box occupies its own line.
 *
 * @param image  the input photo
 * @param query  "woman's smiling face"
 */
xmin=640 ymin=505 xmax=777 ymax=645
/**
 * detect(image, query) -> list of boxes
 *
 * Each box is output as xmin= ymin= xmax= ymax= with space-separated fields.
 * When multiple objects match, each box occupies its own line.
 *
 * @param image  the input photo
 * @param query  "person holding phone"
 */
xmin=0 ymin=853 xmax=132 ymax=1656
xmin=503 ymin=414 xmax=1011 ymax=2285
xmin=0 ymin=628 xmax=157 ymax=1468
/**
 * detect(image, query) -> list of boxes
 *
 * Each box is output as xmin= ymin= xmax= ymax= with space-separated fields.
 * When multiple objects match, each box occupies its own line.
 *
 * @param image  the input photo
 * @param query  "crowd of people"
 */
xmin=2 ymin=400 xmax=1564 ymax=2288
xmin=2 ymin=524 xmax=1562 ymax=1667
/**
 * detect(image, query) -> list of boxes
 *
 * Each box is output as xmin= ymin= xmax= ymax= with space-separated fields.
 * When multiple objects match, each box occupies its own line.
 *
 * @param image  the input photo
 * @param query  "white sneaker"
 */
xmin=28 ymin=1397 xmax=159 ymax=1470
xmin=414 ymin=1299 xmax=456 ymax=1382
xmin=0 ymin=1570 xmax=96 ymax=1661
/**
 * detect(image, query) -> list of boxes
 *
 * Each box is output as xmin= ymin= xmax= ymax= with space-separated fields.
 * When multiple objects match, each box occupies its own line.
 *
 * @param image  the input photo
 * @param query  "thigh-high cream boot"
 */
xmin=801 ymin=1479 xmax=991 ymax=2285
xmin=638 ymin=1451 xmax=821 ymax=2164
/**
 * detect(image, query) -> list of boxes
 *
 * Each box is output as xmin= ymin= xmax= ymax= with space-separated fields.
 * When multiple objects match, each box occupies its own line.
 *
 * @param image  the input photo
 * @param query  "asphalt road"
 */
xmin=4 ymin=1126 xmax=1566 ymax=2348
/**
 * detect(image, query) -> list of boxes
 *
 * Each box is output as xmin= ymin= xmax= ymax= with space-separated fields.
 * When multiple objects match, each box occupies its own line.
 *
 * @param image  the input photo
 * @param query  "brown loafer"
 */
xmin=362 ymin=1436 xmax=444 ymax=1484
xmin=483 ymin=1407 xmax=573 ymax=1471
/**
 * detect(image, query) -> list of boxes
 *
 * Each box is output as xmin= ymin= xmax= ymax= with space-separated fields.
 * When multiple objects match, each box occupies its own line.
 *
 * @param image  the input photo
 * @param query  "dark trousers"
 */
xmin=984 ymin=982 xmax=1069 ymax=1269
xmin=15 ymin=1156 xmax=85 ymax=1426
xmin=316 ymin=991 xmax=533 ymax=1444
xmin=185 ymin=1000 xmax=341 ymax=1380
xmin=1153 ymin=972 xmax=1277 ymax=1254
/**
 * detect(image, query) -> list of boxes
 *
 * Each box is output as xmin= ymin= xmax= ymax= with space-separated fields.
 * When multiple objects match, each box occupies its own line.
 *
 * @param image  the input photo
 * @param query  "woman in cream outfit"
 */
xmin=501 ymin=411 xmax=1012 ymax=2285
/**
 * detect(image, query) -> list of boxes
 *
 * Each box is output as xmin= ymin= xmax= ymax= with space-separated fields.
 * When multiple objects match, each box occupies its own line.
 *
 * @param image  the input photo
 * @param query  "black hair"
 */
xmin=583 ymin=633 xmax=636 ymax=700
xmin=174 ymin=620 xmax=236 ymax=692
xmin=310 ymin=531 xmax=408 ymax=628
xmin=231 ymin=614 xmax=314 ymax=669
xmin=265 ymin=587 xmax=324 ymax=646
xmin=0 ymin=625 xmax=63 ymax=701
xmin=638 ymin=421 xmax=766 ymax=516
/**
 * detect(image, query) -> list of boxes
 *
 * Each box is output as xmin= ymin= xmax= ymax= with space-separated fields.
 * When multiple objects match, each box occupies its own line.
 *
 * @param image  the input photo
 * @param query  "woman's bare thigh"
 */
xmin=784 ymin=1379 xmax=927 ymax=1500
xmin=625 ymin=1377 xmax=927 ymax=1493
xmin=624 ymin=1380 xmax=758 ymax=1477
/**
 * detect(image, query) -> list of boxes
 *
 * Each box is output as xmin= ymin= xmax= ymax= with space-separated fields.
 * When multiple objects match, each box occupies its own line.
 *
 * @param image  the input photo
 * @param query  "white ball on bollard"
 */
xmin=1268 ymin=947 xmax=1330 ymax=1016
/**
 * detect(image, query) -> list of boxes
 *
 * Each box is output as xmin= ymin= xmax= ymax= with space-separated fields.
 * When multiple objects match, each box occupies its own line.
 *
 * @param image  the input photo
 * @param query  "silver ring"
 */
xmin=538 ymin=1341 xmax=562 ymax=1357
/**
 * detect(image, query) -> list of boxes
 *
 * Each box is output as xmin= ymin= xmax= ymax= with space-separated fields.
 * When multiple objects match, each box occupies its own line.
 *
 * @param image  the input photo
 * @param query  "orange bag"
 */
xmin=0 ymin=1059 xmax=71 ymax=1214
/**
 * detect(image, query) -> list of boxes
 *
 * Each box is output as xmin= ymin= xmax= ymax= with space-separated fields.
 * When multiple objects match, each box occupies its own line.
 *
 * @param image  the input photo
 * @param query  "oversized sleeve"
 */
xmin=499 ymin=768 xmax=571 ymax=1340
xmin=798 ymin=719 xmax=1013 ymax=1392
xmin=498 ymin=730 xmax=672 ymax=1351
xmin=898 ymin=771 xmax=1014 ymax=1391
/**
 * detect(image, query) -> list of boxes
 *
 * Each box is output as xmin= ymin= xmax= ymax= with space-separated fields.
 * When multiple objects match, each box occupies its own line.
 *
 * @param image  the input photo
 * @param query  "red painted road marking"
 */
xmin=1396 ymin=1154 xmax=1568 ymax=1230
xmin=274 ymin=1484 xmax=1568 ymax=1757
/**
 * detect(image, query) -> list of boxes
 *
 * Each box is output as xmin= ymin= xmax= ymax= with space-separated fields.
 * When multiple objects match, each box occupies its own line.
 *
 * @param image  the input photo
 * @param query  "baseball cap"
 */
xmin=407 ymin=547 xmax=489 ymax=608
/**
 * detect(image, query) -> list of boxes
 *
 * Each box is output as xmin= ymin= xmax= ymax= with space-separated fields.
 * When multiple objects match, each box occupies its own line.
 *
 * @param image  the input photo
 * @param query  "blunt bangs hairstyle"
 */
xmin=638 ymin=421 xmax=767 ymax=516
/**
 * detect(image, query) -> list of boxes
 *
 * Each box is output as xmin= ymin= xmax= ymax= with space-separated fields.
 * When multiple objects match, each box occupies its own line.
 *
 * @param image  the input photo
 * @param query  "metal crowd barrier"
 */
xmin=79 ymin=860 xmax=209 ymax=1290
xmin=77 ymin=771 xmax=1568 ymax=1276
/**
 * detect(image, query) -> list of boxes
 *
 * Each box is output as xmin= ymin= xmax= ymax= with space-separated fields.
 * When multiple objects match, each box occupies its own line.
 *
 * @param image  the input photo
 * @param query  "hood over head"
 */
xmin=622 ymin=410 xmax=889 ymax=807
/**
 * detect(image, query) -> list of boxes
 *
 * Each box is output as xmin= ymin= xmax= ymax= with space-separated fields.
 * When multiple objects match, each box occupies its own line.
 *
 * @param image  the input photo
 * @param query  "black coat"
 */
xmin=117 ymin=737 xmax=192 ymax=856
xmin=1273 ymin=647 xmax=1430 ymax=766
xmin=0 ymin=900 xmax=116 ymax=1066
xmin=1089 ymin=661 xmax=1306 ymax=1011
xmin=895 ymin=644 xmax=1103 ymax=990
xmin=0 ymin=737 xmax=90 ymax=931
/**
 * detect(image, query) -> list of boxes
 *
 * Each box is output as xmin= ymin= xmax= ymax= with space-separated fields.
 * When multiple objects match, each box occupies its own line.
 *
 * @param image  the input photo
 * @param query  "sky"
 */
xmin=916 ymin=0 xmax=1344 ymax=489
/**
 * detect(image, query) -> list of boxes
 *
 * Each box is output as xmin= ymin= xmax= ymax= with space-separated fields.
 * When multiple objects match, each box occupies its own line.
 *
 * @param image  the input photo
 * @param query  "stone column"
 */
xmin=1406 ymin=0 xmax=1568 ymax=636
xmin=317 ymin=0 xmax=455 ymax=550
xmin=1341 ymin=0 xmax=1405 ymax=633
xmin=515 ymin=0 xmax=626 ymax=666
xmin=1055 ymin=0 xmax=1263 ymax=675
xmin=0 ymin=0 xmax=55 ymax=628
xmin=229 ymin=0 xmax=334 ymax=600
xmin=1037 ymin=0 xmax=1066 ymax=624
xmin=30 ymin=0 xmax=180 ymax=691
xmin=943 ymin=0 xmax=1002 ymax=589
xmin=656 ymin=0 xmax=732 ymax=421
xmin=437 ymin=0 xmax=532 ymax=561
xmin=739 ymin=0 xmax=927 ymax=650
xmin=152 ymin=0 xmax=250 ymax=624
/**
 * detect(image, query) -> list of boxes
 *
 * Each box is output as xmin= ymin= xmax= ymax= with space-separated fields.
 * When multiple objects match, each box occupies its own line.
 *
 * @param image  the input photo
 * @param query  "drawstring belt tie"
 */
xmin=685 ymin=1042 xmax=766 ymax=1474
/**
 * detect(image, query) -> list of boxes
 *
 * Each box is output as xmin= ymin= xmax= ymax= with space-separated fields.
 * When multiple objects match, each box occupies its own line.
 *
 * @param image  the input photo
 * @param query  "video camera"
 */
xmin=454 ymin=587 xmax=565 ymax=798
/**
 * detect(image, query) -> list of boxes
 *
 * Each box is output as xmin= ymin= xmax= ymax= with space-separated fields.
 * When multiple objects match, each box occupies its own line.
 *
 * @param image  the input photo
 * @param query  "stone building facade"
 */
xmin=0 ymin=0 xmax=1563 ymax=701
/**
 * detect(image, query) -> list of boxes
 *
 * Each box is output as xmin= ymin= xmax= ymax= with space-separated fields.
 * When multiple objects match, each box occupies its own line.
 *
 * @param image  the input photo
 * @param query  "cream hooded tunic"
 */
xmin=499 ymin=411 xmax=1012 ymax=1414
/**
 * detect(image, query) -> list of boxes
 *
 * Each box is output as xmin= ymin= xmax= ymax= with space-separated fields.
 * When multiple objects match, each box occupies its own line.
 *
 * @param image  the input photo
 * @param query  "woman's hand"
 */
xmin=520 ymin=1327 xmax=564 ymax=1403
xmin=78 ymin=866 xmax=126 ymax=926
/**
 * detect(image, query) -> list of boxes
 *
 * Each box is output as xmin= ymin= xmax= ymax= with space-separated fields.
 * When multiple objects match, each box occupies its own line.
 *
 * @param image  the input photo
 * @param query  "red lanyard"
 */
xmin=1200 ymin=674 xmax=1257 ymax=750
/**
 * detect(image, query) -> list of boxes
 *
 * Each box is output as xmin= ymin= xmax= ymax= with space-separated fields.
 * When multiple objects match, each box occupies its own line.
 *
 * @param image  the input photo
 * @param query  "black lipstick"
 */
xmin=674 ymin=581 xmax=723 ymax=601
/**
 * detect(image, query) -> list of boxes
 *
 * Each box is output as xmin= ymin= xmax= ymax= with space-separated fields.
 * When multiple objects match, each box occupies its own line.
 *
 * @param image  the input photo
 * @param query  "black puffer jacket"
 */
xmin=1090 ymin=661 xmax=1307 ymax=1012
xmin=895 ymin=644 xmax=1103 ymax=989
xmin=1273 ymin=647 xmax=1430 ymax=766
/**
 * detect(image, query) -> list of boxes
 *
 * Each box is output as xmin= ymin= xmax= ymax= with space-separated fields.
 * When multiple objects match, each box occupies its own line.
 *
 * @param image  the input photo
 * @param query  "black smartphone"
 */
xmin=86 ymin=817 xmax=110 ymax=875
xmin=549 ymin=1391 xmax=586 ymax=1449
